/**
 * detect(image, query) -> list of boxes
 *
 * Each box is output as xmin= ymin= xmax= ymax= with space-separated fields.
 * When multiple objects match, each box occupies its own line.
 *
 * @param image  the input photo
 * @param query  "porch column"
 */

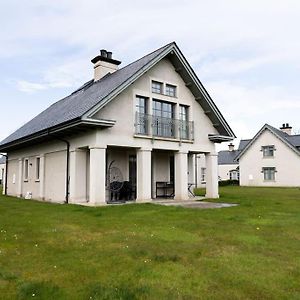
xmin=205 ymin=152 xmax=219 ymax=198
xmin=39 ymin=155 xmax=45 ymax=200
xmin=136 ymin=148 xmax=152 ymax=202
xmin=69 ymin=149 xmax=87 ymax=203
xmin=174 ymin=151 xmax=188 ymax=200
xmin=17 ymin=158 xmax=23 ymax=197
xmin=188 ymin=153 xmax=196 ymax=185
xmin=89 ymin=147 xmax=106 ymax=205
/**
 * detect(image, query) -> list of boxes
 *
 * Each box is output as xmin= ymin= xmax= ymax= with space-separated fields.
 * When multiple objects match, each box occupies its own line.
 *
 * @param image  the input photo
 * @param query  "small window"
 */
xmin=24 ymin=158 xmax=29 ymax=181
xmin=262 ymin=145 xmax=275 ymax=157
xmin=135 ymin=96 xmax=148 ymax=135
xmin=262 ymin=167 xmax=276 ymax=181
xmin=165 ymin=84 xmax=176 ymax=97
xmin=201 ymin=168 xmax=206 ymax=182
xmin=151 ymin=81 xmax=163 ymax=94
xmin=36 ymin=157 xmax=40 ymax=181
xmin=179 ymin=105 xmax=189 ymax=139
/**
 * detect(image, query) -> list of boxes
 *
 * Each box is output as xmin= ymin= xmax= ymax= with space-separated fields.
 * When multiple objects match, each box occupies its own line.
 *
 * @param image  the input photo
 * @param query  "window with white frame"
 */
xmin=24 ymin=158 xmax=29 ymax=181
xmin=151 ymin=81 xmax=163 ymax=94
xmin=36 ymin=157 xmax=40 ymax=181
xmin=229 ymin=170 xmax=239 ymax=180
xmin=179 ymin=105 xmax=189 ymax=139
xmin=262 ymin=145 xmax=275 ymax=157
xmin=165 ymin=84 xmax=176 ymax=97
xmin=262 ymin=167 xmax=276 ymax=181
xmin=135 ymin=96 xmax=148 ymax=134
xmin=201 ymin=167 xmax=206 ymax=182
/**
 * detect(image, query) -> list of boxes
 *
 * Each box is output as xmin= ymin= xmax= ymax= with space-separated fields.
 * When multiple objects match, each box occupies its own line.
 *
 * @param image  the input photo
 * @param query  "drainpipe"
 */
xmin=1 ymin=154 xmax=8 ymax=195
xmin=48 ymin=132 xmax=70 ymax=204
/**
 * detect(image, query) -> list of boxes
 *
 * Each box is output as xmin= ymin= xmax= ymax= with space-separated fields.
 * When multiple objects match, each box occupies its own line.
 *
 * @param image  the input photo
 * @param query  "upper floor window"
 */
xmin=152 ymin=100 xmax=175 ymax=137
xmin=262 ymin=145 xmax=275 ymax=157
xmin=135 ymin=96 xmax=148 ymax=134
xmin=165 ymin=84 xmax=176 ymax=97
xmin=179 ymin=105 xmax=189 ymax=139
xmin=262 ymin=167 xmax=276 ymax=181
xmin=152 ymin=81 xmax=163 ymax=94
xmin=24 ymin=158 xmax=29 ymax=181
xmin=136 ymin=96 xmax=147 ymax=114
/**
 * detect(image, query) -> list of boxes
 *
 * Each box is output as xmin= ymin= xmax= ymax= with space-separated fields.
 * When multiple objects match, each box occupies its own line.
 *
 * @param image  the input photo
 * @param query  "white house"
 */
xmin=0 ymin=42 xmax=235 ymax=204
xmin=236 ymin=123 xmax=300 ymax=187
xmin=218 ymin=140 xmax=250 ymax=181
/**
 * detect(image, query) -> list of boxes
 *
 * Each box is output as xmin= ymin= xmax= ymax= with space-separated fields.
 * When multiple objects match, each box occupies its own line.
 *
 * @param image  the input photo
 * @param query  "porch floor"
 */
xmin=152 ymin=198 xmax=238 ymax=209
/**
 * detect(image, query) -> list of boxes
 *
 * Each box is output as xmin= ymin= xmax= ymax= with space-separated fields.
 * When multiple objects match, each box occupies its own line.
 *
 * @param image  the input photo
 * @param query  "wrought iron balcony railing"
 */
xmin=135 ymin=112 xmax=194 ymax=141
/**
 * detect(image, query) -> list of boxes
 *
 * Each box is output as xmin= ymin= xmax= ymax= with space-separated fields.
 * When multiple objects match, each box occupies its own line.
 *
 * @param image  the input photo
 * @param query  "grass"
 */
xmin=0 ymin=187 xmax=300 ymax=299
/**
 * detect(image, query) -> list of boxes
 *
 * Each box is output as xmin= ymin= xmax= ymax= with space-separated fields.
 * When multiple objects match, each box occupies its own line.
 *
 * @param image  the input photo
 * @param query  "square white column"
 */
xmin=136 ymin=148 xmax=152 ymax=202
xmin=188 ymin=153 xmax=196 ymax=185
xmin=205 ymin=152 xmax=219 ymax=198
xmin=69 ymin=149 xmax=88 ymax=203
xmin=89 ymin=147 xmax=106 ymax=205
xmin=174 ymin=151 xmax=188 ymax=200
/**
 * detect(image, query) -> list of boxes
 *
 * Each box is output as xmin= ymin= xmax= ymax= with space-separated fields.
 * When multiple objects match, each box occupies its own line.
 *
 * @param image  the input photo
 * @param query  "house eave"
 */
xmin=0 ymin=118 xmax=115 ymax=152
xmin=208 ymin=134 xmax=234 ymax=143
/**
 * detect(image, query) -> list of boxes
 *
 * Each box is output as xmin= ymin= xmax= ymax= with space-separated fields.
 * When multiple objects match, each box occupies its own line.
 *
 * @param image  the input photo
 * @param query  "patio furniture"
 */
xmin=156 ymin=181 xmax=174 ymax=198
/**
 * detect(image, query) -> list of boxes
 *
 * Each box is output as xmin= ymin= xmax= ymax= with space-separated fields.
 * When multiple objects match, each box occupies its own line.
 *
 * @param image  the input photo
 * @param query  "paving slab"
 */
xmin=152 ymin=199 xmax=238 ymax=209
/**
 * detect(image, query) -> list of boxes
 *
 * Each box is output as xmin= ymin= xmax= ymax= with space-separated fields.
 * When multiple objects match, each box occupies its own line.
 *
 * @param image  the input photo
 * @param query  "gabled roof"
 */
xmin=0 ymin=42 xmax=235 ymax=151
xmin=235 ymin=124 xmax=300 ymax=161
xmin=218 ymin=139 xmax=249 ymax=165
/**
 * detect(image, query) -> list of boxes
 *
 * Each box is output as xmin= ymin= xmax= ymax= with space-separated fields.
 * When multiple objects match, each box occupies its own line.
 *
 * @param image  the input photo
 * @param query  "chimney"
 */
xmin=91 ymin=49 xmax=121 ymax=81
xmin=228 ymin=143 xmax=234 ymax=151
xmin=280 ymin=123 xmax=292 ymax=135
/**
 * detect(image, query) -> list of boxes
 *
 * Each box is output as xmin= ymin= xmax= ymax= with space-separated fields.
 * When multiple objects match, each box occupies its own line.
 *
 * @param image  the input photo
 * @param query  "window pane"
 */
xmin=152 ymin=81 xmax=162 ymax=94
xmin=166 ymin=84 xmax=176 ymax=97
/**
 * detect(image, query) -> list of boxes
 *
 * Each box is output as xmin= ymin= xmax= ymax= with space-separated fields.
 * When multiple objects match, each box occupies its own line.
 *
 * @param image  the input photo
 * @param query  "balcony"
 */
xmin=135 ymin=112 xmax=194 ymax=141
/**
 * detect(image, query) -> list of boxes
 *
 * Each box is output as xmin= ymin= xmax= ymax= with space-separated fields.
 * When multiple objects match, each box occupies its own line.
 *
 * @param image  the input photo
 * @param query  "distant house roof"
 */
xmin=235 ymin=124 xmax=300 ymax=161
xmin=0 ymin=42 xmax=235 ymax=151
xmin=218 ymin=139 xmax=249 ymax=165
xmin=0 ymin=156 xmax=6 ymax=164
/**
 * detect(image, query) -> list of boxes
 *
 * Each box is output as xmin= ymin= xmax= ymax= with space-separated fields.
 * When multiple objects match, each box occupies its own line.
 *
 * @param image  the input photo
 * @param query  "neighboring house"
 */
xmin=236 ymin=123 xmax=300 ymax=187
xmin=0 ymin=42 xmax=235 ymax=205
xmin=0 ymin=156 xmax=5 ymax=185
xmin=218 ymin=140 xmax=250 ymax=181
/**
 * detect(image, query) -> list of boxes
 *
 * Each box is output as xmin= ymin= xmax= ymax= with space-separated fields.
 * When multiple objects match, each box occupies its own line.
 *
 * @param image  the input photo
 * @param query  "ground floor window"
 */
xmin=229 ymin=170 xmax=239 ymax=180
xmin=201 ymin=167 xmax=206 ymax=182
xmin=262 ymin=167 xmax=276 ymax=181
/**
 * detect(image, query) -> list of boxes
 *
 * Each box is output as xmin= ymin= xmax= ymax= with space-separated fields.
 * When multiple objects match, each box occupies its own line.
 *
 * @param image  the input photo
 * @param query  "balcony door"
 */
xmin=152 ymin=100 xmax=175 ymax=138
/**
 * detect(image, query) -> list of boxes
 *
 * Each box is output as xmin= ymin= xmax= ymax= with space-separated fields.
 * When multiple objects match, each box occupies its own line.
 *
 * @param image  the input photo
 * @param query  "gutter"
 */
xmin=48 ymin=133 xmax=70 ymax=204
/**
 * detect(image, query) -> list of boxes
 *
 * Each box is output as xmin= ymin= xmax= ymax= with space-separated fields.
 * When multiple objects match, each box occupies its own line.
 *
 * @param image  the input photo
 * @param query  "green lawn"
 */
xmin=0 ymin=187 xmax=300 ymax=300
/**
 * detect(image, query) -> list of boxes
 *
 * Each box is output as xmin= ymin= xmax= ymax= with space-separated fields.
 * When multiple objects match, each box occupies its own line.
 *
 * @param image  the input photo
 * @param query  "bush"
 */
xmin=219 ymin=179 xmax=239 ymax=186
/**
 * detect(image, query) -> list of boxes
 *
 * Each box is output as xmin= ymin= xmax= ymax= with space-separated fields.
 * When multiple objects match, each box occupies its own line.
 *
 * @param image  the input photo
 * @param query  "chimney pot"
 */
xmin=228 ymin=143 xmax=234 ymax=151
xmin=280 ymin=123 xmax=292 ymax=135
xmin=100 ymin=49 xmax=107 ymax=57
xmin=107 ymin=51 xmax=112 ymax=59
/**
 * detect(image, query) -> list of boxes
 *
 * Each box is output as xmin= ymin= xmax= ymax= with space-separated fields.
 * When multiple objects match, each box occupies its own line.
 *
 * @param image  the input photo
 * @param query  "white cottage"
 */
xmin=0 ymin=42 xmax=235 ymax=204
xmin=236 ymin=123 xmax=300 ymax=187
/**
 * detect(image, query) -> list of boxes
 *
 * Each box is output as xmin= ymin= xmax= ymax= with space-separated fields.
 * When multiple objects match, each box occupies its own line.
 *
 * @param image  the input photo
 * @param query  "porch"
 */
xmin=69 ymin=145 xmax=219 ymax=205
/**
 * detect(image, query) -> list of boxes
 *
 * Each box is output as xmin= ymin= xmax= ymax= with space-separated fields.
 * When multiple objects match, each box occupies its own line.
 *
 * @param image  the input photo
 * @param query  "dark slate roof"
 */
xmin=218 ymin=139 xmax=250 ymax=165
xmin=218 ymin=150 xmax=239 ymax=165
xmin=266 ymin=124 xmax=300 ymax=151
xmin=238 ymin=139 xmax=251 ymax=150
xmin=0 ymin=156 xmax=6 ymax=164
xmin=0 ymin=43 xmax=172 ymax=146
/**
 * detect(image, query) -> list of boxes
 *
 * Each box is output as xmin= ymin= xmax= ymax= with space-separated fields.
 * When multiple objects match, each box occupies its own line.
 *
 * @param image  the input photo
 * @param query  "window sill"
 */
xmin=24 ymin=180 xmax=28 ymax=182
xmin=133 ymin=134 xmax=194 ymax=143
xmin=263 ymin=180 xmax=276 ymax=182
xmin=35 ymin=179 xmax=40 ymax=182
xmin=262 ymin=156 xmax=275 ymax=159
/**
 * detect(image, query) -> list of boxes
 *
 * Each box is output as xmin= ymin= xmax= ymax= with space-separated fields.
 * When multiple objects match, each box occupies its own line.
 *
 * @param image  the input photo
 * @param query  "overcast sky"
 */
xmin=1 ymin=0 xmax=300 ymax=150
